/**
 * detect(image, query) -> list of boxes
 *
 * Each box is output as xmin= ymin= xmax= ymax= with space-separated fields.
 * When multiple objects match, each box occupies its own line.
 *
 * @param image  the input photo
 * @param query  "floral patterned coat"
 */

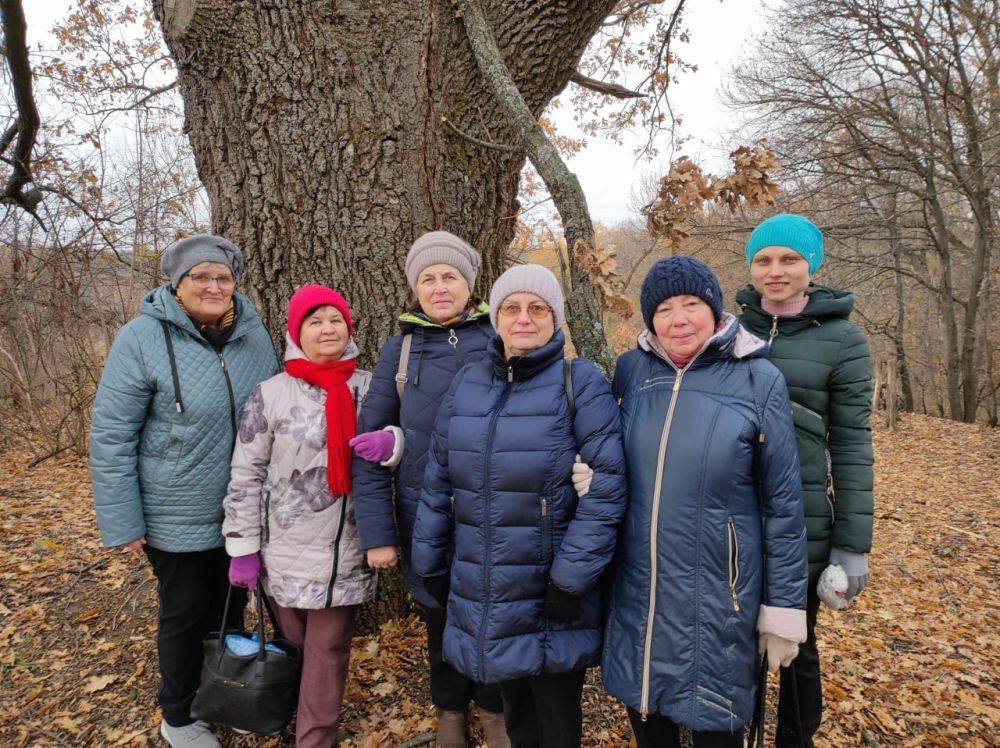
xmin=222 ymin=335 xmax=377 ymax=609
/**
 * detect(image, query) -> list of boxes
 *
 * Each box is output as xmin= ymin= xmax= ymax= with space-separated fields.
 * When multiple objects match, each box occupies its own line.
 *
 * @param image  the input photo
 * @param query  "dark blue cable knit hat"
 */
xmin=640 ymin=255 xmax=724 ymax=332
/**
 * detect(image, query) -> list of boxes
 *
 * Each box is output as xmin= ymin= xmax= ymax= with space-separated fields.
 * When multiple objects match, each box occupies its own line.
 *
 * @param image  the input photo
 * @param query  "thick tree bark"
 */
xmin=154 ymin=0 xmax=612 ymax=363
xmin=154 ymin=0 xmax=618 ymax=626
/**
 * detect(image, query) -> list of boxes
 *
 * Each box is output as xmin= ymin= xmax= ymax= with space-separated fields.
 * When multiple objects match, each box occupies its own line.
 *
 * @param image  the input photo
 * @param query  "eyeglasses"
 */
xmin=498 ymin=302 xmax=552 ymax=319
xmin=184 ymin=272 xmax=235 ymax=290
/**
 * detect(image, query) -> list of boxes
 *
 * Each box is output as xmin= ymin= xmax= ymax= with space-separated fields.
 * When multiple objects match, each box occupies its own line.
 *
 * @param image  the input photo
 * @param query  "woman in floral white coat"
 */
xmin=223 ymin=285 xmax=397 ymax=747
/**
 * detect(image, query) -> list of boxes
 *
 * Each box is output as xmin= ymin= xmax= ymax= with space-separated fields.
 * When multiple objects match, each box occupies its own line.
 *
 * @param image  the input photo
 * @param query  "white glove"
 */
xmin=571 ymin=455 xmax=593 ymax=498
xmin=817 ymin=563 xmax=850 ymax=610
xmin=758 ymin=634 xmax=799 ymax=673
xmin=829 ymin=547 xmax=869 ymax=600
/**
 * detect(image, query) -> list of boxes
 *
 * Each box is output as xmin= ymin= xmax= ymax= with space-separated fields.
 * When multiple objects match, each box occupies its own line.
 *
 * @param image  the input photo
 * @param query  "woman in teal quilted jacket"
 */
xmin=737 ymin=214 xmax=874 ymax=747
xmin=89 ymin=235 xmax=278 ymax=748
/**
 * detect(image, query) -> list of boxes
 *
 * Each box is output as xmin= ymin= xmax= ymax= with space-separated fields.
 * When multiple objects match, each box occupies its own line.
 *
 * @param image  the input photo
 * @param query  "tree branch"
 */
xmin=441 ymin=115 xmax=519 ymax=152
xmin=570 ymin=72 xmax=646 ymax=99
xmin=0 ymin=0 xmax=42 ymax=215
xmin=454 ymin=0 xmax=615 ymax=373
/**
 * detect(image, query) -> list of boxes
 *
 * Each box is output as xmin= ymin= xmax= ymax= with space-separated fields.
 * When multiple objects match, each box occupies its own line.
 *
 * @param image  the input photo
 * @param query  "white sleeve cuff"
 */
xmin=379 ymin=425 xmax=405 ymax=469
xmin=225 ymin=536 xmax=261 ymax=557
xmin=757 ymin=604 xmax=807 ymax=643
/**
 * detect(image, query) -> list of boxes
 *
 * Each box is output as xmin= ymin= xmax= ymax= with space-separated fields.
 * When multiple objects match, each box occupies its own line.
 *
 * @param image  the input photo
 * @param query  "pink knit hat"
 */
xmin=286 ymin=285 xmax=353 ymax=347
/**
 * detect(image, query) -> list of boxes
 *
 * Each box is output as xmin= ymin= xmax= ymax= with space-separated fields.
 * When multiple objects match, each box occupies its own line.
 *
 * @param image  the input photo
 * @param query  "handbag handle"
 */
xmin=214 ymin=581 xmax=288 ymax=667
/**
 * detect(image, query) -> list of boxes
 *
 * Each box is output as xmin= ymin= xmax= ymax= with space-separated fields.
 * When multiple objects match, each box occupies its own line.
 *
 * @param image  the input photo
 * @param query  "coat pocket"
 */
xmin=540 ymin=497 xmax=552 ymax=565
xmin=726 ymin=518 xmax=741 ymax=613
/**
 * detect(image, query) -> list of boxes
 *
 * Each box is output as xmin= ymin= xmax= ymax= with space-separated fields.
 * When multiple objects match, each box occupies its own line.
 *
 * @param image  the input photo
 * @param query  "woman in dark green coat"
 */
xmin=737 ymin=213 xmax=873 ymax=747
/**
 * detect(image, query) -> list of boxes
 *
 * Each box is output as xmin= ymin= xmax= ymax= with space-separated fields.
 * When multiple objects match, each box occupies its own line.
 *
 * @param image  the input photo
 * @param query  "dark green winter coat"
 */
xmin=737 ymin=284 xmax=873 ymax=581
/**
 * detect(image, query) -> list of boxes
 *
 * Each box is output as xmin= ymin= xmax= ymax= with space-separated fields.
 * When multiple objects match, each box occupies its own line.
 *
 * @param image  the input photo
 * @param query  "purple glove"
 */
xmin=349 ymin=430 xmax=396 ymax=463
xmin=229 ymin=553 xmax=261 ymax=589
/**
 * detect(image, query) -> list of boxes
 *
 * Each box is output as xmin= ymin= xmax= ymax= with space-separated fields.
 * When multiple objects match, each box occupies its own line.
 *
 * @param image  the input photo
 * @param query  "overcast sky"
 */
xmin=25 ymin=1 xmax=767 ymax=226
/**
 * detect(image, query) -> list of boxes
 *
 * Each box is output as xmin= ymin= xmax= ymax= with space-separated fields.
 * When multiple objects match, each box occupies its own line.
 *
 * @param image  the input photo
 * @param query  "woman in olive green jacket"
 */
xmin=737 ymin=213 xmax=873 ymax=748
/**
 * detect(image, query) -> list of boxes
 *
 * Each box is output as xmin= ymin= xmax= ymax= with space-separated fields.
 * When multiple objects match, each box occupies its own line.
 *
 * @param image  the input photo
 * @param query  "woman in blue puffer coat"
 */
xmin=593 ymin=256 xmax=808 ymax=747
xmin=89 ymin=235 xmax=278 ymax=747
xmin=350 ymin=231 xmax=506 ymax=746
xmin=412 ymin=264 xmax=627 ymax=748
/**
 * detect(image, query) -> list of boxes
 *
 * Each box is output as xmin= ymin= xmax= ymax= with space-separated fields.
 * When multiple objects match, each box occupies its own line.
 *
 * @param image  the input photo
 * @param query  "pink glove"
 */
xmin=229 ymin=553 xmax=261 ymax=589
xmin=350 ymin=430 xmax=396 ymax=463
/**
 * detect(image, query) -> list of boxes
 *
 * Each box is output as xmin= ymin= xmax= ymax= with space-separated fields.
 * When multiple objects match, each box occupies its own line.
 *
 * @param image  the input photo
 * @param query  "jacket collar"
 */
xmin=398 ymin=301 xmax=490 ymax=332
xmin=490 ymin=329 xmax=566 ymax=382
xmin=735 ymin=283 xmax=855 ymax=334
xmin=638 ymin=313 xmax=766 ymax=371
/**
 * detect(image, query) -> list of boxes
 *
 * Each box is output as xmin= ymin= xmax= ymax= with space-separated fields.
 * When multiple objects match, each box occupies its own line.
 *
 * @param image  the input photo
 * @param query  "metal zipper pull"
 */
xmin=769 ymin=315 xmax=779 ymax=342
xmin=448 ymin=329 xmax=458 ymax=348
xmin=540 ymin=498 xmax=547 ymax=517
xmin=507 ymin=365 xmax=514 ymax=383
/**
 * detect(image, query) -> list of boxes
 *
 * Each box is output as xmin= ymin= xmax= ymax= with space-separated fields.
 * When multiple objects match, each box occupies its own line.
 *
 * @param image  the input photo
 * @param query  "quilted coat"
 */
xmin=736 ymin=284 xmax=873 ymax=581
xmin=222 ymin=336 xmax=376 ymax=610
xmin=601 ymin=316 xmax=807 ymax=732
xmin=411 ymin=330 xmax=627 ymax=684
xmin=90 ymin=285 xmax=279 ymax=551
xmin=352 ymin=305 xmax=493 ymax=608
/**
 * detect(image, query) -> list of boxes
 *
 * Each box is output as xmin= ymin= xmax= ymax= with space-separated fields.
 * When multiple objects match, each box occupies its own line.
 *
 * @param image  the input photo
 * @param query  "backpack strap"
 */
xmin=564 ymin=358 xmax=575 ymax=421
xmin=394 ymin=333 xmax=412 ymax=400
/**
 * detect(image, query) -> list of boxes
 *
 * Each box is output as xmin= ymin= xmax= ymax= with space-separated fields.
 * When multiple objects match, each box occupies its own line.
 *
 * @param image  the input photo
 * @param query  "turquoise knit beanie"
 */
xmin=744 ymin=214 xmax=824 ymax=273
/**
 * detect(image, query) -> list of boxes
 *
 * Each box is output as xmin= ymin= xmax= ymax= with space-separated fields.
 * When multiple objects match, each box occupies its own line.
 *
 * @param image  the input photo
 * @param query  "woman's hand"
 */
xmin=571 ymin=455 xmax=593 ymax=498
xmin=366 ymin=545 xmax=398 ymax=568
xmin=758 ymin=633 xmax=799 ymax=673
xmin=350 ymin=430 xmax=396 ymax=463
xmin=229 ymin=553 xmax=262 ymax=589
xmin=124 ymin=537 xmax=146 ymax=554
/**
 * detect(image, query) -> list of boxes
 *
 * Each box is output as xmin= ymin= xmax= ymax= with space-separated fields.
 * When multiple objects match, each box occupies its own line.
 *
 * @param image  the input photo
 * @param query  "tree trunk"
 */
xmin=154 ymin=0 xmax=611 ymax=362
xmin=154 ymin=0 xmax=617 ymax=625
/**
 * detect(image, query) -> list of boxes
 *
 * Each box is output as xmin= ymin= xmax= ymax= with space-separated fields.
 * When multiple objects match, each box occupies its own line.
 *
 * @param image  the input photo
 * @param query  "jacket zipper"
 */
xmin=448 ymin=328 xmax=462 ymax=367
xmin=324 ymin=497 xmax=348 ymax=607
xmin=769 ymin=315 xmax=779 ymax=343
xmin=540 ymin=498 xmax=551 ymax=562
xmin=825 ymin=447 xmax=836 ymax=524
xmin=478 ymin=365 xmax=513 ymax=681
xmin=640 ymin=370 xmax=685 ymax=720
xmin=217 ymin=351 xmax=237 ymax=449
xmin=727 ymin=518 xmax=740 ymax=612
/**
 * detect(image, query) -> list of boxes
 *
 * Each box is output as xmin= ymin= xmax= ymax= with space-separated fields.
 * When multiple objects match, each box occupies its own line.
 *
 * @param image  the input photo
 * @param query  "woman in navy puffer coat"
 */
xmin=412 ymin=265 xmax=627 ymax=748
xmin=597 ymin=257 xmax=808 ymax=747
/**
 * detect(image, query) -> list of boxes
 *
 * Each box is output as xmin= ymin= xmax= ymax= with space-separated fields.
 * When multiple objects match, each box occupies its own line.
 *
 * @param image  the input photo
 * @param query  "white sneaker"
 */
xmin=159 ymin=719 xmax=221 ymax=747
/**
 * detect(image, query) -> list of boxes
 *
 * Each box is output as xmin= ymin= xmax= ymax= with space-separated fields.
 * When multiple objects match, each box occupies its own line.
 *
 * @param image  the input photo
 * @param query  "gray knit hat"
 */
xmin=161 ymin=234 xmax=245 ymax=289
xmin=405 ymin=230 xmax=481 ymax=292
xmin=488 ymin=264 xmax=565 ymax=329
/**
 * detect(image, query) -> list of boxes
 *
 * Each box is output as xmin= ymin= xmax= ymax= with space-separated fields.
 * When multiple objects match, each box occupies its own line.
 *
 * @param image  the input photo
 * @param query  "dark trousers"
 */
xmin=777 ymin=586 xmax=822 ymax=747
xmin=424 ymin=605 xmax=503 ymax=713
xmin=627 ymin=708 xmax=742 ymax=748
xmin=499 ymin=670 xmax=586 ymax=748
xmin=144 ymin=545 xmax=245 ymax=727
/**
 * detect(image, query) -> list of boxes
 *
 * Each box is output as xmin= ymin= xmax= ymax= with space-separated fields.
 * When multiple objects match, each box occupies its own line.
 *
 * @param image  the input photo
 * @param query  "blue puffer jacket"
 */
xmin=352 ymin=306 xmax=494 ymax=607
xmin=602 ymin=316 xmax=807 ymax=733
xmin=411 ymin=331 xmax=627 ymax=684
xmin=89 ymin=285 xmax=278 ymax=551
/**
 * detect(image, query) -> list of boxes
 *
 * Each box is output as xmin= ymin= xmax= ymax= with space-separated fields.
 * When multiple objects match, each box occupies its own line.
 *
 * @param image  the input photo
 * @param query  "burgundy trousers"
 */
xmin=271 ymin=601 xmax=357 ymax=748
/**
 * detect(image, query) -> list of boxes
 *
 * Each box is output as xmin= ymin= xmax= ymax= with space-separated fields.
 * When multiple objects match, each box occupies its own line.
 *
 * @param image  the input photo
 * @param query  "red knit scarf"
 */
xmin=284 ymin=357 xmax=356 ymax=496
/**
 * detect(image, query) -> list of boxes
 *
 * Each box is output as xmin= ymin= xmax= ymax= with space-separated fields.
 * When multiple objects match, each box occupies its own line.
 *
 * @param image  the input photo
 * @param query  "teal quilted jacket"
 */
xmin=89 ymin=284 xmax=278 ymax=551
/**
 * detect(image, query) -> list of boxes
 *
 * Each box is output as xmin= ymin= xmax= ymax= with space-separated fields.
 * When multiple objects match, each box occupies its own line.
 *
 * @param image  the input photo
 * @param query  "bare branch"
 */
xmin=0 ymin=0 xmax=41 ymax=215
xmin=570 ymin=72 xmax=646 ymax=99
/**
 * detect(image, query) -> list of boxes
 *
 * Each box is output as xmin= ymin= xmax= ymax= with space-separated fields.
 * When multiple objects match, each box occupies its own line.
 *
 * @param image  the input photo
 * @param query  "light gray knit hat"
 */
xmin=405 ymin=230 xmax=481 ymax=292
xmin=488 ymin=264 xmax=565 ymax=329
xmin=161 ymin=234 xmax=245 ymax=289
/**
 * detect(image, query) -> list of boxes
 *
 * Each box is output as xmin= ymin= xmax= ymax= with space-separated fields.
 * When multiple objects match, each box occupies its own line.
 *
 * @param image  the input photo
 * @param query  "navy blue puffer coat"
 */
xmin=602 ymin=316 xmax=807 ymax=732
xmin=411 ymin=331 xmax=627 ymax=684
xmin=352 ymin=306 xmax=494 ymax=607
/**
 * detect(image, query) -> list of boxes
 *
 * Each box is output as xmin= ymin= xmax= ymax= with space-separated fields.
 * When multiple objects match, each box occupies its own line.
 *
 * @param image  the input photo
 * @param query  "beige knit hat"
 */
xmin=404 ymin=231 xmax=481 ymax=292
xmin=488 ymin=264 xmax=565 ymax=328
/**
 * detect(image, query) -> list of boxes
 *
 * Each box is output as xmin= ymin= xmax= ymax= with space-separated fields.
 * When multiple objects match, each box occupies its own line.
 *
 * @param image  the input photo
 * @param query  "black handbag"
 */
xmin=190 ymin=582 xmax=303 ymax=736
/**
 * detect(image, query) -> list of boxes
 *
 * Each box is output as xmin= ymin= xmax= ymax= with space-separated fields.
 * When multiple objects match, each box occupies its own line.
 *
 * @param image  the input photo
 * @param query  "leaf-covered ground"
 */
xmin=1 ymin=413 xmax=997 ymax=746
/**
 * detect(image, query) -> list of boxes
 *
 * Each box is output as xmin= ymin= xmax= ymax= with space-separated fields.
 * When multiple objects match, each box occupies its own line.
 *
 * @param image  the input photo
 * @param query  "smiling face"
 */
xmin=416 ymin=263 xmax=472 ymax=324
xmin=496 ymin=292 xmax=555 ymax=358
xmin=750 ymin=246 xmax=811 ymax=304
xmin=298 ymin=305 xmax=350 ymax=363
xmin=651 ymin=294 xmax=716 ymax=361
xmin=174 ymin=261 xmax=234 ymax=326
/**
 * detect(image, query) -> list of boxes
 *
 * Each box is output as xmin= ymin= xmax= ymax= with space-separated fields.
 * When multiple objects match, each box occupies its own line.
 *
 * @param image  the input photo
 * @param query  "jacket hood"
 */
xmin=283 ymin=331 xmax=359 ymax=364
xmin=490 ymin=328 xmax=566 ymax=382
xmin=735 ymin=283 xmax=855 ymax=324
xmin=637 ymin=313 xmax=767 ymax=370
xmin=398 ymin=301 xmax=490 ymax=331
xmin=140 ymin=283 xmax=263 ymax=341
